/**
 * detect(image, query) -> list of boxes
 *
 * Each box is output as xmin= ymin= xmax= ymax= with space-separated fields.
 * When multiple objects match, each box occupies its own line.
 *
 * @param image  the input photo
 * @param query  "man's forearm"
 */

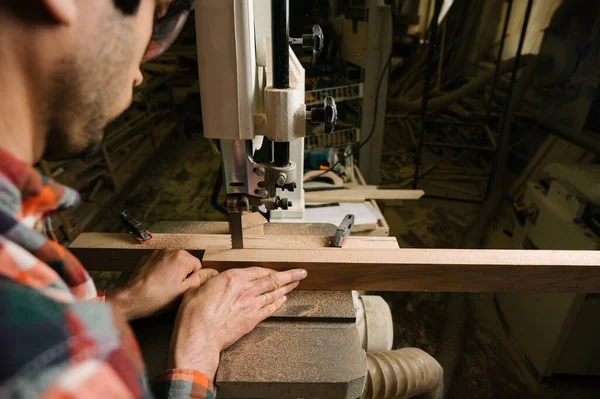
xmin=105 ymin=287 xmax=139 ymax=321
xmin=169 ymin=336 xmax=221 ymax=381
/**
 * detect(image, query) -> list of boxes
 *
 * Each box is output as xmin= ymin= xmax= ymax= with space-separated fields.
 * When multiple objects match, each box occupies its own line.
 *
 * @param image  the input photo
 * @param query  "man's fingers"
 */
xmin=260 ymin=281 xmax=299 ymax=307
xmin=184 ymin=268 xmax=219 ymax=289
xmin=243 ymin=267 xmax=276 ymax=281
xmin=171 ymin=250 xmax=202 ymax=274
xmin=258 ymin=295 xmax=288 ymax=320
xmin=252 ymin=269 xmax=307 ymax=295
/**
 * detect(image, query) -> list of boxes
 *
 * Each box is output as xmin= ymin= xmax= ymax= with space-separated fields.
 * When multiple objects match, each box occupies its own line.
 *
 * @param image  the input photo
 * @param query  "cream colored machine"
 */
xmin=195 ymin=0 xmax=336 ymax=247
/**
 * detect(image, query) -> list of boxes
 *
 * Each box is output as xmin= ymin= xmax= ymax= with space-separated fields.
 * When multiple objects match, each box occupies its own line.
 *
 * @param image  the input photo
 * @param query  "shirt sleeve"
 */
xmin=152 ymin=369 xmax=215 ymax=399
xmin=0 ymin=278 xmax=215 ymax=399
xmin=95 ymin=290 xmax=107 ymax=302
xmin=97 ymin=295 xmax=215 ymax=398
xmin=97 ymin=292 xmax=215 ymax=398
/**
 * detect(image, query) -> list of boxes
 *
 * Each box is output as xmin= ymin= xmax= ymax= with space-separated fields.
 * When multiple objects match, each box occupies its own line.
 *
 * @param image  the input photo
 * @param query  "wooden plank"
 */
xmin=70 ymin=233 xmax=399 ymax=271
xmin=241 ymin=212 xmax=268 ymax=230
xmin=303 ymin=170 xmax=344 ymax=186
xmin=202 ymin=248 xmax=600 ymax=293
xmin=149 ymin=221 xmax=339 ymax=237
xmin=305 ymin=189 xmax=424 ymax=203
xmin=358 ymin=201 xmax=389 ymax=236
xmin=354 ymin=166 xmax=390 ymax=236
xmin=71 ymin=233 xmax=399 ymax=250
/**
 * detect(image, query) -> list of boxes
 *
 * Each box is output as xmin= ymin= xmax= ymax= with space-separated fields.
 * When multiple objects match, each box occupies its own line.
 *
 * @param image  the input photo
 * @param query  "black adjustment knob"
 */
xmin=290 ymin=25 xmax=324 ymax=57
xmin=309 ymin=96 xmax=337 ymax=134
xmin=274 ymin=197 xmax=292 ymax=210
xmin=305 ymin=25 xmax=324 ymax=56
xmin=283 ymin=182 xmax=297 ymax=192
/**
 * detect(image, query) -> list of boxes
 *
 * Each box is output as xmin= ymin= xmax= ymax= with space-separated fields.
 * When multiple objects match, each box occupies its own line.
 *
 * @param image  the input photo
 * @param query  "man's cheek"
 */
xmin=109 ymin=88 xmax=134 ymax=121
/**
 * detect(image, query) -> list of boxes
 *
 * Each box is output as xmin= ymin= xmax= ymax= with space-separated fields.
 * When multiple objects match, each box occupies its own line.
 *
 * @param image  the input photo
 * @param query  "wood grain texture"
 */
xmin=241 ymin=212 xmax=268 ymax=229
xmin=70 ymin=233 xmax=399 ymax=271
xmin=303 ymin=170 xmax=345 ymax=186
xmin=201 ymin=248 xmax=600 ymax=293
xmin=305 ymin=189 xmax=424 ymax=203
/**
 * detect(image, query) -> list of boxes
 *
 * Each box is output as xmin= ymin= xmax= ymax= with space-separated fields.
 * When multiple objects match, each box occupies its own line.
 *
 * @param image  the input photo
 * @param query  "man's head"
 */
xmin=0 ymin=0 xmax=189 ymax=160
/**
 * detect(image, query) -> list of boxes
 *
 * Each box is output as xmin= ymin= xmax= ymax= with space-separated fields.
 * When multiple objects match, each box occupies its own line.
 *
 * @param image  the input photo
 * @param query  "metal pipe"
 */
xmin=362 ymin=348 xmax=443 ymax=399
xmin=271 ymin=0 xmax=289 ymax=89
xmin=485 ymin=0 xmax=534 ymax=200
xmin=413 ymin=0 xmax=443 ymax=189
xmin=485 ymin=0 xmax=514 ymax=119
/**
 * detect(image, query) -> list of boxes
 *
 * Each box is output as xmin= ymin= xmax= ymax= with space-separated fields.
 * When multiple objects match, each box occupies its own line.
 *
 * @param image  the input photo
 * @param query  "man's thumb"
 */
xmin=185 ymin=269 xmax=219 ymax=288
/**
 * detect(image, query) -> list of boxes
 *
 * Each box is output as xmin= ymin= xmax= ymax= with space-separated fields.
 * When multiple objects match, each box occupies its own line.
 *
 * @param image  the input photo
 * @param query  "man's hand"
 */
xmin=108 ymin=250 xmax=217 ymax=321
xmin=168 ymin=267 xmax=307 ymax=379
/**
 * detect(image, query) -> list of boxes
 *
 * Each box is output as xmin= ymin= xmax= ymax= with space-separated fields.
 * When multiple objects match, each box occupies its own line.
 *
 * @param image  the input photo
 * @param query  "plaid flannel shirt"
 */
xmin=0 ymin=148 xmax=214 ymax=398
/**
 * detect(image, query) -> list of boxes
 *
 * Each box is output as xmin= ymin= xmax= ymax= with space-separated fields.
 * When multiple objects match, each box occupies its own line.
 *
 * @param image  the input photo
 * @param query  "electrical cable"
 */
xmin=304 ymin=53 xmax=393 ymax=182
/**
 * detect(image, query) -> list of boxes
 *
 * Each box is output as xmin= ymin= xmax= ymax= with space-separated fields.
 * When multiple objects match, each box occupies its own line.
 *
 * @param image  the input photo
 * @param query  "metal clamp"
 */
xmin=119 ymin=210 xmax=153 ymax=244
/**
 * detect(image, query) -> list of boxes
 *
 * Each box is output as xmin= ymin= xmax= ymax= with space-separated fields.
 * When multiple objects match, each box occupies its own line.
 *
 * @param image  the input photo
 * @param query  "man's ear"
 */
xmin=40 ymin=0 xmax=77 ymax=25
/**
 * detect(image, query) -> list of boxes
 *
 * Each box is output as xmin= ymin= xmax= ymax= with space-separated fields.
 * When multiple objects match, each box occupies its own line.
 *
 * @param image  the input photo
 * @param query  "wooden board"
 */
xmin=201 ymin=248 xmax=600 ymax=293
xmin=303 ymin=170 xmax=344 ymax=186
xmin=70 ymin=233 xmax=399 ymax=272
xmin=354 ymin=166 xmax=390 ymax=236
xmin=305 ymin=189 xmax=424 ymax=203
xmin=241 ymin=212 xmax=268 ymax=229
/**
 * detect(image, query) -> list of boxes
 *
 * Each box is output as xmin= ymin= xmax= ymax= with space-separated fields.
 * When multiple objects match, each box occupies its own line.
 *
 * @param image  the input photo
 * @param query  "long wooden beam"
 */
xmin=70 ymin=233 xmax=399 ymax=272
xmin=201 ymin=248 xmax=600 ymax=293
xmin=304 ymin=188 xmax=424 ymax=203
xmin=71 ymin=233 xmax=600 ymax=292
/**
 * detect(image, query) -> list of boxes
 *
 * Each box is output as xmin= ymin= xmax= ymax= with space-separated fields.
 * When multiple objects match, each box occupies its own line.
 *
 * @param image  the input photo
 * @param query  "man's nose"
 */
xmin=134 ymin=69 xmax=144 ymax=87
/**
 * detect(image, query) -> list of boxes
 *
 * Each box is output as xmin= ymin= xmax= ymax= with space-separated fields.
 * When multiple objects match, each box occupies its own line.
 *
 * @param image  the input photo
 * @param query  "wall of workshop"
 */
xmin=414 ymin=0 xmax=564 ymax=61
xmin=496 ymin=0 xmax=563 ymax=59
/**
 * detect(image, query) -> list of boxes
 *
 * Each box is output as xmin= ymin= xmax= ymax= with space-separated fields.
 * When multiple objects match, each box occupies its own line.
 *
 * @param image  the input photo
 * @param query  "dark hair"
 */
xmin=113 ymin=0 xmax=141 ymax=15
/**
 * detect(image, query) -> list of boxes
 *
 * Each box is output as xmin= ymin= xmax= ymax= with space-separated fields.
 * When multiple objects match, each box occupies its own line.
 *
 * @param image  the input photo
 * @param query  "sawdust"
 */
xmin=297 ymin=302 xmax=320 ymax=317
xmin=252 ymin=330 xmax=281 ymax=347
xmin=272 ymin=290 xmax=354 ymax=319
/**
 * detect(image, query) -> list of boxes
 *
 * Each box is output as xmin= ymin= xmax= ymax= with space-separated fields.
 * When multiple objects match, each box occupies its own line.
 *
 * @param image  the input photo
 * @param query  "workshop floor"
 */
xmin=91 ymin=133 xmax=600 ymax=398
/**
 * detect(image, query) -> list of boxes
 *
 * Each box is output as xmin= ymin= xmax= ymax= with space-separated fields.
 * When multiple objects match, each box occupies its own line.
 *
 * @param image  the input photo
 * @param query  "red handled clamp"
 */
xmin=330 ymin=214 xmax=355 ymax=248
xmin=119 ymin=210 xmax=153 ymax=244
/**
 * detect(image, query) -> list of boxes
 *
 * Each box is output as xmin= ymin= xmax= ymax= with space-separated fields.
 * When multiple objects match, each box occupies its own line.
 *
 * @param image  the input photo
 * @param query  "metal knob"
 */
xmin=274 ymin=197 xmax=292 ymax=210
xmin=309 ymin=96 xmax=337 ymax=134
xmin=290 ymin=25 xmax=324 ymax=57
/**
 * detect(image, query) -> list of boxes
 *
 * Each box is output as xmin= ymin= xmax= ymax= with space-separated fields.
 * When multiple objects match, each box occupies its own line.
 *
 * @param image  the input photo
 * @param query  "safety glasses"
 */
xmin=143 ymin=0 xmax=194 ymax=62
